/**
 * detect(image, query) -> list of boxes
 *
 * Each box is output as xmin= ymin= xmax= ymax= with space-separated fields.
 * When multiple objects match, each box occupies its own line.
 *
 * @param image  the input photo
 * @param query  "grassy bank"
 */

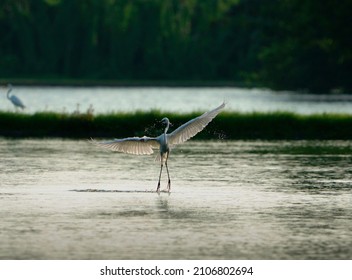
xmin=1 ymin=110 xmax=352 ymax=140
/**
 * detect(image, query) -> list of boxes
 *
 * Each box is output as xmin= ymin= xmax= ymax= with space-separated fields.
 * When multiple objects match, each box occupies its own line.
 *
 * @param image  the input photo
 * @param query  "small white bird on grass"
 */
xmin=6 ymin=84 xmax=25 ymax=110
xmin=91 ymin=102 xmax=225 ymax=192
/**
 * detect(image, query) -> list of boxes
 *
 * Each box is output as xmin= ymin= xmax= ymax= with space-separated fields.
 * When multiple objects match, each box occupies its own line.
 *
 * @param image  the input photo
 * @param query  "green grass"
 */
xmin=1 ymin=110 xmax=352 ymax=140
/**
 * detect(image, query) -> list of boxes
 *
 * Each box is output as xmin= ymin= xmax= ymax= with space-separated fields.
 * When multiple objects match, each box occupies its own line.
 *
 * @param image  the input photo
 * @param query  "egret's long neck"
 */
xmin=6 ymin=89 xmax=11 ymax=99
xmin=164 ymin=121 xmax=169 ymax=135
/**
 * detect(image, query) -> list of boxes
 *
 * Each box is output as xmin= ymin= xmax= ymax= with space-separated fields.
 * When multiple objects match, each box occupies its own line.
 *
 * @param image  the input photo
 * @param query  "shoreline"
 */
xmin=1 ymin=79 xmax=347 ymax=94
xmin=0 ymin=78 xmax=249 ymax=88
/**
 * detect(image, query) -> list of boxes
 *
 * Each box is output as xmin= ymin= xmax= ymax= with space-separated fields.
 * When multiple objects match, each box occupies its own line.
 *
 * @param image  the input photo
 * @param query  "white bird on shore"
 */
xmin=91 ymin=102 xmax=225 ymax=192
xmin=6 ymin=84 xmax=25 ymax=110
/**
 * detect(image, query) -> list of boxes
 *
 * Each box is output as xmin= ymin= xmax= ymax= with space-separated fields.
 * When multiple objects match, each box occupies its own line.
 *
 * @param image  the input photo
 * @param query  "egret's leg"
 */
xmin=164 ymin=152 xmax=171 ymax=192
xmin=165 ymin=161 xmax=171 ymax=192
xmin=156 ymin=164 xmax=163 ymax=192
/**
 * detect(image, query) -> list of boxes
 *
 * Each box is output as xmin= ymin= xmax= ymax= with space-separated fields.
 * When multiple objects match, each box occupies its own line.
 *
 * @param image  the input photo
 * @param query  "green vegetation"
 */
xmin=1 ymin=0 xmax=351 ymax=93
xmin=1 ymin=111 xmax=352 ymax=140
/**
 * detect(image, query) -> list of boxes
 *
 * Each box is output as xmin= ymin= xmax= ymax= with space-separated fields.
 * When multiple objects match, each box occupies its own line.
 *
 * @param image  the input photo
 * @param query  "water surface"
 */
xmin=2 ymin=86 xmax=352 ymax=114
xmin=0 ymin=139 xmax=351 ymax=259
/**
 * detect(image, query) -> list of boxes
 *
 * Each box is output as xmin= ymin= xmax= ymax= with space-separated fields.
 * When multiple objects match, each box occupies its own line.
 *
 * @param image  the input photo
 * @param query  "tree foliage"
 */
xmin=0 ymin=0 xmax=351 ymax=92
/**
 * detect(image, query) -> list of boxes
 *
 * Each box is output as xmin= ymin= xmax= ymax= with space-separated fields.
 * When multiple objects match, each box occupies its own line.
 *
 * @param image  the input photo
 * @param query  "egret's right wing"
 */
xmin=168 ymin=102 xmax=225 ymax=145
xmin=91 ymin=136 xmax=159 ymax=155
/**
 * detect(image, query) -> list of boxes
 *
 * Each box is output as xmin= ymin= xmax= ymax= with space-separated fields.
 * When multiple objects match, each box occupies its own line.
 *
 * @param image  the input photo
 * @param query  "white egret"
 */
xmin=91 ymin=102 xmax=225 ymax=192
xmin=6 ymin=84 xmax=25 ymax=110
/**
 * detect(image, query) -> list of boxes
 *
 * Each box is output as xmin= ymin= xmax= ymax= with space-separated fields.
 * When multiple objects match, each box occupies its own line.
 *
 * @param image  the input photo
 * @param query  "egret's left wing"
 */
xmin=168 ymin=102 xmax=225 ymax=145
xmin=91 ymin=136 xmax=159 ymax=155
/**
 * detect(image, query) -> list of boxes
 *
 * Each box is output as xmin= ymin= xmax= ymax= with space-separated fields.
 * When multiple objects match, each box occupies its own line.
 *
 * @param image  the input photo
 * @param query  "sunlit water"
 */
xmin=1 ymin=86 xmax=352 ymax=114
xmin=1 ymin=138 xmax=351 ymax=259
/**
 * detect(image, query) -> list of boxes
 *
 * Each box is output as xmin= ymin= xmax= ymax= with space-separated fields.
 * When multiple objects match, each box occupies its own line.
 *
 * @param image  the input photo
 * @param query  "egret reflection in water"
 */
xmin=92 ymin=102 xmax=225 ymax=192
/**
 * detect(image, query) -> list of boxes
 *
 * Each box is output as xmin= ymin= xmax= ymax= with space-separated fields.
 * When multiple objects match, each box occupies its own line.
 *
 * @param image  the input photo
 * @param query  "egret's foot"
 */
xmin=167 ymin=180 xmax=171 ymax=192
xmin=156 ymin=182 xmax=161 ymax=193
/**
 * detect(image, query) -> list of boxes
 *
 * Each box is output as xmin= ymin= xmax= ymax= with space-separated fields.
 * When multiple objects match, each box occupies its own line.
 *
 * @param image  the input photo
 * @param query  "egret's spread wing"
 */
xmin=91 ymin=136 xmax=159 ymax=155
xmin=168 ymin=102 xmax=225 ymax=145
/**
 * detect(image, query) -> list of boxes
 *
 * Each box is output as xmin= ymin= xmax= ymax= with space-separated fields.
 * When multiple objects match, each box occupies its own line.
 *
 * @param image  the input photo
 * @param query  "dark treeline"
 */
xmin=1 ymin=0 xmax=351 ymax=92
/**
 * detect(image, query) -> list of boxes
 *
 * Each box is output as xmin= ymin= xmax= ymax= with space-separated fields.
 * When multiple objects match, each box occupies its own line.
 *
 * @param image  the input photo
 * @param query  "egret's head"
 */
xmin=160 ymin=117 xmax=172 ymax=127
xmin=6 ymin=83 xmax=13 ymax=96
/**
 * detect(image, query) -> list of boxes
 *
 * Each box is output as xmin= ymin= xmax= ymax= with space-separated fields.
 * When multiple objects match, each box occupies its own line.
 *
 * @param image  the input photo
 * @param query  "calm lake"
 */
xmin=2 ymin=86 xmax=352 ymax=114
xmin=1 ymin=138 xmax=351 ymax=259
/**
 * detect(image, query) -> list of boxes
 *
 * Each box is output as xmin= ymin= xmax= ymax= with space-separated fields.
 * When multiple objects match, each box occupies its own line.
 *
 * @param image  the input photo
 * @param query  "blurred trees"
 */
xmin=0 ymin=0 xmax=351 ymax=92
